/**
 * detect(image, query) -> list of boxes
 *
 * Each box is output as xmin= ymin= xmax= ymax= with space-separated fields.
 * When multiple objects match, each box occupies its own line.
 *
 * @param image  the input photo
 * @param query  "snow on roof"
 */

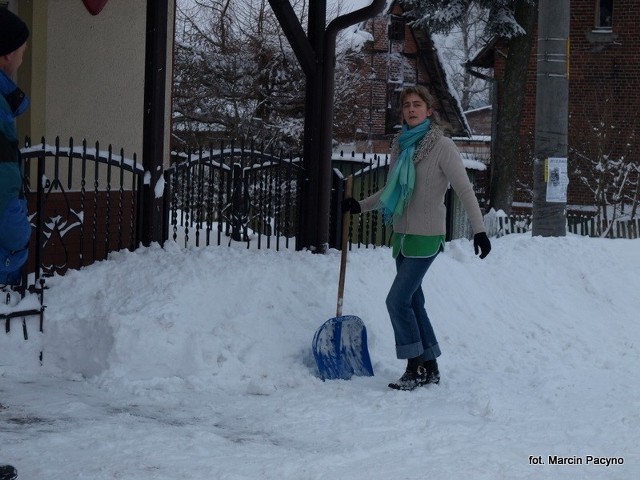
xmin=430 ymin=39 xmax=472 ymax=137
xmin=453 ymin=134 xmax=491 ymax=142
xmin=334 ymin=0 xmax=395 ymax=53
xmin=464 ymin=105 xmax=492 ymax=115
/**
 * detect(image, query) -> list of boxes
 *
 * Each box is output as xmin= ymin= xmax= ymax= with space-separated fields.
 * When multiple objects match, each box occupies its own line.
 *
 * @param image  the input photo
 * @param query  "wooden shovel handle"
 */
xmin=336 ymin=176 xmax=353 ymax=317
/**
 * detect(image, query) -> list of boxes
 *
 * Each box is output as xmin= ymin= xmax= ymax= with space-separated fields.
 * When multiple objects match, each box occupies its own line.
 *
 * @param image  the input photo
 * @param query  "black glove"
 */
xmin=342 ymin=198 xmax=361 ymax=214
xmin=473 ymin=232 xmax=491 ymax=259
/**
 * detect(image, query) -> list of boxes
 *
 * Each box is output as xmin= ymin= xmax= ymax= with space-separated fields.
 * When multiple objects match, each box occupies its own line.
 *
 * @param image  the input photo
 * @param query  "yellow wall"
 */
xmin=15 ymin=0 xmax=174 ymax=161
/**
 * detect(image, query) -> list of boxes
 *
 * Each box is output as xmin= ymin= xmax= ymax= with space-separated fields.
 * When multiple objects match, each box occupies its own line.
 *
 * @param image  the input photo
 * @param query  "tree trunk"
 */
xmin=489 ymin=0 xmax=538 ymax=214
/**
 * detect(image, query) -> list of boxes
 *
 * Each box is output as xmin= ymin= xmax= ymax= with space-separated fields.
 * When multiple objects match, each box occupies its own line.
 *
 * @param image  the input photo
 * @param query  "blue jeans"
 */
xmin=385 ymin=252 xmax=441 ymax=361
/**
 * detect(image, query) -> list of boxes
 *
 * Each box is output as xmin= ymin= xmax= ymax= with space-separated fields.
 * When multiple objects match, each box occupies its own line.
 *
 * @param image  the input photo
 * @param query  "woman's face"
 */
xmin=402 ymin=93 xmax=432 ymax=128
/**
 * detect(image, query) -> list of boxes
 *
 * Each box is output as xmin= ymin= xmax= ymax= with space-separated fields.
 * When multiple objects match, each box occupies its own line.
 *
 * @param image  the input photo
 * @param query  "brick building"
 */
xmin=352 ymin=1 xmax=470 ymax=152
xmin=345 ymin=1 xmax=491 ymax=212
xmin=464 ymin=105 xmax=493 ymax=137
xmin=469 ymin=0 xmax=640 ymax=215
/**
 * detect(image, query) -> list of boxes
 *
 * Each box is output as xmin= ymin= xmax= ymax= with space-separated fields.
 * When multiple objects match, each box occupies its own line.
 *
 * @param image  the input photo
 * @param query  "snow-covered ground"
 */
xmin=1 ymin=233 xmax=639 ymax=479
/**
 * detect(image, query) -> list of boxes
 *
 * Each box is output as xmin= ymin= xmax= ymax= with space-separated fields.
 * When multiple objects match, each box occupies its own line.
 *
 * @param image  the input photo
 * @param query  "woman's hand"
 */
xmin=342 ymin=198 xmax=361 ymax=215
xmin=473 ymin=232 xmax=491 ymax=259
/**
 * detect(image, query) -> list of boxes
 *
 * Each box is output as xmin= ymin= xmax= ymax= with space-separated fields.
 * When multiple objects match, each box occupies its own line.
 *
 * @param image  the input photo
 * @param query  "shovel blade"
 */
xmin=312 ymin=315 xmax=374 ymax=380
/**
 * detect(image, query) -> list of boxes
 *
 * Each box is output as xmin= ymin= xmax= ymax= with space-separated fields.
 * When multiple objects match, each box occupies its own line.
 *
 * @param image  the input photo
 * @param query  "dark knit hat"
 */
xmin=0 ymin=8 xmax=30 ymax=56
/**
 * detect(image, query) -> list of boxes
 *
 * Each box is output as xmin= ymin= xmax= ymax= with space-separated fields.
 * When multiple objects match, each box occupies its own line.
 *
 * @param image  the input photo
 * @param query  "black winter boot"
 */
xmin=423 ymin=359 xmax=440 ymax=385
xmin=388 ymin=357 xmax=428 ymax=391
xmin=0 ymin=465 xmax=17 ymax=480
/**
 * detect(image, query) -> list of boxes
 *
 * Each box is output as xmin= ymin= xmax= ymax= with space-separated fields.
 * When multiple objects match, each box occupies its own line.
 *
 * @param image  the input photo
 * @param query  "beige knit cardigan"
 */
xmin=358 ymin=126 xmax=486 ymax=236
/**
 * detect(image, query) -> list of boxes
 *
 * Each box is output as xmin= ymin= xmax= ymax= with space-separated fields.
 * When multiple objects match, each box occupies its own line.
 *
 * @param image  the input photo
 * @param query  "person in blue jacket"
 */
xmin=0 ymin=7 xmax=31 ymax=286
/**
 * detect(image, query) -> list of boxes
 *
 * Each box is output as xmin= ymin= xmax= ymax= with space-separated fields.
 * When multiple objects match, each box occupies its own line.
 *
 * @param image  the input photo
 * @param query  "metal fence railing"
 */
xmin=165 ymin=142 xmax=303 ymax=251
xmin=20 ymin=137 xmax=145 ymax=278
xmin=17 ymin=138 xmax=640 ymax=280
xmin=4 ymin=137 xmax=144 ymax=344
xmin=487 ymin=213 xmax=640 ymax=239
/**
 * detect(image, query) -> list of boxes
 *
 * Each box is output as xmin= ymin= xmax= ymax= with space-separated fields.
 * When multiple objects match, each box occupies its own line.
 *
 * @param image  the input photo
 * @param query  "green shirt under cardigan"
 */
xmin=391 ymin=233 xmax=445 ymax=259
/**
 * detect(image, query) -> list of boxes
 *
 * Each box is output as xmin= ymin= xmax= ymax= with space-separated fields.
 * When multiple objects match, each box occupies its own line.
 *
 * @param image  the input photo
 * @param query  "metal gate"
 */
xmin=165 ymin=142 xmax=304 ymax=250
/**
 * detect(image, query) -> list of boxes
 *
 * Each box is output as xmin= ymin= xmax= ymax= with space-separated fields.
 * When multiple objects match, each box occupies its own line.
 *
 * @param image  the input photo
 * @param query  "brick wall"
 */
xmin=568 ymin=0 xmax=640 ymax=208
xmin=353 ymin=4 xmax=442 ymax=150
xmin=493 ymin=0 xmax=640 ymax=211
xmin=465 ymin=107 xmax=492 ymax=136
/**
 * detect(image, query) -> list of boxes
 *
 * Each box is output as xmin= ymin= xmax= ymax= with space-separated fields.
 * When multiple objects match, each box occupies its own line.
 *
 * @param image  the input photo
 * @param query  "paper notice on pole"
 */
xmin=545 ymin=157 xmax=568 ymax=203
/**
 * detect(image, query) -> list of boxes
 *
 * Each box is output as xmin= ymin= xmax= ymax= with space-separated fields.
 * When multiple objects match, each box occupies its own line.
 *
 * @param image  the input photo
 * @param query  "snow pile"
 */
xmin=1 ymin=234 xmax=639 ymax=479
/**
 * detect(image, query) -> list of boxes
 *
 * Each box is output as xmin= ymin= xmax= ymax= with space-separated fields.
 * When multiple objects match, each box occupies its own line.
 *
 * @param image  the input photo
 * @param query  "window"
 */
xmin=596 ymin=0 xmax=613 ymax=30
xmin=385 ymin=87 xmax=402 ymax=134
xmin=388 ymin=16 xmax=405 ymax=41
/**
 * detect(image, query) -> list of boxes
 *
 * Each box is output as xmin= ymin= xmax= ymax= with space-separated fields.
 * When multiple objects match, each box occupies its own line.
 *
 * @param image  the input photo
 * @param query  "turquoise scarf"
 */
xmin=379 ymin=119 xmax=431 ymax=223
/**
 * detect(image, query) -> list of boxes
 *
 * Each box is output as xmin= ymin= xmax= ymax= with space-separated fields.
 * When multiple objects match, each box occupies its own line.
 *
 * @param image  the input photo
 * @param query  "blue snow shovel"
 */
xmin=313 ymin=176 xmax=374 ymax=380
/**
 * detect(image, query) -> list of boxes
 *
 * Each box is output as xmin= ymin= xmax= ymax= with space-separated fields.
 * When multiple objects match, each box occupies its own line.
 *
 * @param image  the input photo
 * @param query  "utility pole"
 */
xmin=532 ymin=0 xmax=570 ymax=236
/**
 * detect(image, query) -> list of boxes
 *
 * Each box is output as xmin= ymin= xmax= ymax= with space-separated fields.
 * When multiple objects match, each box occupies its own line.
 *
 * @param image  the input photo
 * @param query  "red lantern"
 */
xmin=82 ymin=0 xmax=109 ymax=16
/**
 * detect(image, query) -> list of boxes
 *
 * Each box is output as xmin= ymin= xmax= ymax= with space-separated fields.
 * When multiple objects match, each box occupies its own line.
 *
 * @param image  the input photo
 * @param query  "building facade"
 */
xmin=471 ymin=0 xmax=639 ymax=216
xmin=352 ymin=1 xmax=470 ymax=153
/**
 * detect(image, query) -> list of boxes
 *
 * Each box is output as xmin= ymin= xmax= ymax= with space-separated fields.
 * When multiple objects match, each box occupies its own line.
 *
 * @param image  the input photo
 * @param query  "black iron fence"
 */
xmin=164 ymin=146 xmax=395 ymax=252
xmin=20 ymin=137 xmax=144 ymax=278
xmin=4 ymin=138 xmax=144 ymax=342
xmin=164 ymin=141 xmax=303 ymax=250
xmin=330 ymin=152 xmax=392 ymax=249
xmin=16 ymin=138 xmax=640 ymax=280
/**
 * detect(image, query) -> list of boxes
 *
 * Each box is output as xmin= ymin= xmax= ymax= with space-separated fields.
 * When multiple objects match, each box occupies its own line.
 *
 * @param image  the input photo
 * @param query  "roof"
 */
xmin=410 ymin=26 xmax=470 ymax=137
xmin=354 ymin=0 xmax=471 ymax=137
xmin=467 ymin=36 xmax=499 ymax=69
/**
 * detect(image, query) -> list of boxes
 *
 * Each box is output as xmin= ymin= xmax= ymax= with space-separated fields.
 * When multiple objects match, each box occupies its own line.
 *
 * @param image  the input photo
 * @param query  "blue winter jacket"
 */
xmin=1 ymin=69 xmax=29 ymax=215
xmin=0 ymin=70 xmax=31 ymax=284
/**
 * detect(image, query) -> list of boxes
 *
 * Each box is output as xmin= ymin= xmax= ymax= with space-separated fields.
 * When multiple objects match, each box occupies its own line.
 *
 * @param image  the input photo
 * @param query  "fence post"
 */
xmin=140 ymin=0 xmax=171 ymax=247
xmin=34 ymin=151 xmax=46 ymax=281
xmin=230 ymin=163 xmax=245 ymax=242
xmin=330 ymin=171 xmax=344 ymax=249
xmin=162 ymin=169 xmax=171 ymax=244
